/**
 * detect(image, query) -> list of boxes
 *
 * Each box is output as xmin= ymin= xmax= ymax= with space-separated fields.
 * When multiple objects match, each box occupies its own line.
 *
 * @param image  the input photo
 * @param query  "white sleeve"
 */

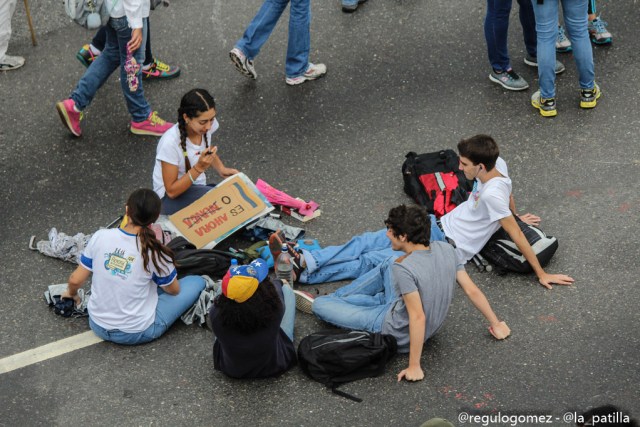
xmin=123 ymin=0 xmax=147 ymax=28
xmin=484 ymin=183 xmax=513 ymax=222
xmin=156 ymin=133 xmax=182 ymax=167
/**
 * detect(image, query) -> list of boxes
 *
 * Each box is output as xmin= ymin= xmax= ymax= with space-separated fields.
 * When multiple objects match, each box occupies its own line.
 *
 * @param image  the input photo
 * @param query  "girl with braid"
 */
xmin=152 ymin=89 xmax=239 ymax=215
xmin=62 ymin=189 xmax=206 ymax=345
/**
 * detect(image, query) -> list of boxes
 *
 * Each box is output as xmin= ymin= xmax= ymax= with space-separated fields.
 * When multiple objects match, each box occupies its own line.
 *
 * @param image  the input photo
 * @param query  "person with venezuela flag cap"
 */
xmin=209 ymin=259 xmax=297 ymax=378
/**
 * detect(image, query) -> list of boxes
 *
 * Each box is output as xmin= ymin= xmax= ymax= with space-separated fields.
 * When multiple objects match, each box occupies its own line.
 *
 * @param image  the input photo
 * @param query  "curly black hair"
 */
xmin=213 ymin=278 xmax=283 ymax=334
xmin=384 ymin=204 xmax=431 ymax=246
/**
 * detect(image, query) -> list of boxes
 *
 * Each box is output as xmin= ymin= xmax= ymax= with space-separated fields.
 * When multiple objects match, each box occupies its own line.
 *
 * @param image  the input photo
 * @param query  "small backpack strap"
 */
xmin=331 ymin=385 xmax=362 ymax=403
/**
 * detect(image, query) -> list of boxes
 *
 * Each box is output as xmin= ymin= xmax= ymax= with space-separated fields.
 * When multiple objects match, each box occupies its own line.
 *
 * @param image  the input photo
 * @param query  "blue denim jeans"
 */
xmin=89 ymin=275 xmax=206 ymax=345
xmin=91 ymin=17 xmax=153 ymax=66
xmin=312 ymin=256 xmax=398 ymax=332
xmin=280 ymin=283 xmax=296 ymax=341
xmin=531 ymin=0 xmax=594 ymax=98
xmin=235 ymin=0 xmax=311 ymax=78
xmin=161 ymin=184 xmax=214 ymax=215
xmin=71 ymin=16 xmax=151 ymax=122
xmin=485 ymin=0 xmax=537 ymax=72
xmin=299 ymin=215 xmax=446 ymax=284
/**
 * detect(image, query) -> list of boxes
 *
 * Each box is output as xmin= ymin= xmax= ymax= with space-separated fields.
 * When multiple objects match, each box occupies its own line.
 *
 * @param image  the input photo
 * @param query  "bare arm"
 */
xmin=160 ymin=276 xmax=180 ymax=295
xmin=397 ymin=291 xmax=426 ymax=382
xmin=499 ymin=215 xmax=574 ymax=289
xmin=61 ymin=265 xmax=91 ymax=307
xmin=456 ymin=270 xmax=511 ymax=339
xmin=510 ymin=194 xmax=540 ymax=226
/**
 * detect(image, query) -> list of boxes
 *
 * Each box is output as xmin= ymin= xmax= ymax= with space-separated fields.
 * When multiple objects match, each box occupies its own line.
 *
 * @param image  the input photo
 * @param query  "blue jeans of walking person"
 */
xmin=70 ymin=16 xmax=151 ymax=122
xmin=299 ymin=215 xmax=446 ymax=284
xmin=312 ymin=256 xmax=398 ymax=332
xmin=89 ymin=275 xmax=206 ymax=345
xmin=235 ymin=0 xmax=311 ymax=78
xmin=531 ymin=0 xmax=594 ymax=98
xmin=485 ymin=0 xmax=537 ymax=72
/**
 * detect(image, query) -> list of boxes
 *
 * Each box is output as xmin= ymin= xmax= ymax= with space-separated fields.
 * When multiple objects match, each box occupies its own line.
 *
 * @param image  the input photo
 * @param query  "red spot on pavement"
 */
xmin=475 ymin=402 xmax=488 ymax=409
xmin=538 ymin=315 xmax=558 ymax=322
xmin=618 ymin=203 xmax=630 ymax=213
xmin=484 ymin=393 xmax=495 ymax=399
xmin=455 ymin=393 xmax=464 ymax=399
xmin=566 ymin=190 xmax=583 ymax=198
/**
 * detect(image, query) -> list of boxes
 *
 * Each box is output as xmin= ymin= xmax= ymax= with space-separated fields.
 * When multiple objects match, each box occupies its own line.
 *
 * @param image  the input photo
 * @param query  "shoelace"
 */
xmin=591 ymin=18 xmax=609 ymax=34
xmin=149 ymin=111 xmax=166 ymax=126
xmin=557 ymin=26 xmax=568 ymax=42
xmin=154 ymin=60 xmax=171 ymax=72
xmin=506 ymin=69 xmax=521 ymax=80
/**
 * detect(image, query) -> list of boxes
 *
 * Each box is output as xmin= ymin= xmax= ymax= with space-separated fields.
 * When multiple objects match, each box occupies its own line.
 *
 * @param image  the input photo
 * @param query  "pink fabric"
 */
xmin=256 ymin=179 xmax=319 ymax=216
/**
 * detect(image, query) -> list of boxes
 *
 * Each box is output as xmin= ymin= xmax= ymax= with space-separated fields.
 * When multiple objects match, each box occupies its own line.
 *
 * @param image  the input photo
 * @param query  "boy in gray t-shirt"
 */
xmin=311 ymin=205 xmax=509 ymax=382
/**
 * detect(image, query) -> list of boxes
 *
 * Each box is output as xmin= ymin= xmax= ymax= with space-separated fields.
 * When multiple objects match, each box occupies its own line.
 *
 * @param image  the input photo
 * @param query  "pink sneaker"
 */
xmin=130 ymin=111 xmax=173 ymax=136
xmin=56 ymin=99 xmax=83 ymax=137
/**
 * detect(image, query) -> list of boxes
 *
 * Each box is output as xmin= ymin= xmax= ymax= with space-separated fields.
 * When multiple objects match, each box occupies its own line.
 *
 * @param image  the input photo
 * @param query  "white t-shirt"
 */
xmin=441 ymin=157 xmax=512 ymax=263
xmin=152 ymin=120 xmax=220 ymax=199
xmin=82 ymin=228 xmax=177 ymax=333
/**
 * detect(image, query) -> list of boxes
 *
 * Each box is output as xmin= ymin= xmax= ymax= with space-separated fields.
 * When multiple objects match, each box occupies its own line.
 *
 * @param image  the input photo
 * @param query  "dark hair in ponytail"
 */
xmin=126 ymin=189 xmax=175 ymax=274
xmin=177 ymin=89 xmax=216 ymax=171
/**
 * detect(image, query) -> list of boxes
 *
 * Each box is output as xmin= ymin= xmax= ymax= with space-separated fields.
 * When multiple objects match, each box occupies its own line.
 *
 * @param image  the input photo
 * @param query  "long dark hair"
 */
xmin=177 ymin=89 xmax=216 ymax=171
xmin=126 ymin=189 xmax=175 ymax=274
xmin=213 ymin=278 xmax=283 ymax=333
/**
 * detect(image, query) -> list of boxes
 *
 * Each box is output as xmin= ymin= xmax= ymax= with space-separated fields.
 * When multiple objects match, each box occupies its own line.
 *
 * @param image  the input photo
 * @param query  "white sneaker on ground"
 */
xmin=229 ymin=47 xmax=257 ymax=79
xmin=0 ymin=55 xmax=25 ymax=71
xmin=285 ymin=63 xmax=327 ymax=86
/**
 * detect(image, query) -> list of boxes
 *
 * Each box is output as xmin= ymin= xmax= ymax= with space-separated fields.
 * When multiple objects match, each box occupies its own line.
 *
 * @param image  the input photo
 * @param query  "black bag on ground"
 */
xmin=402 ymin=150 xmax=474 ymax=217
xmin=480 ymin=216 xmax=559 ymax=274
xmin=297 ymin=330 xmax=397 ymax=402
xmin=167 ymin=237 xmax=239 ymax=279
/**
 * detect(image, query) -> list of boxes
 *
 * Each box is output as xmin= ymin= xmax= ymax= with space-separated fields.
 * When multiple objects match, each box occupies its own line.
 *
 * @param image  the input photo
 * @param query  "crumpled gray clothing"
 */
xmin=180 ymin=275 xmax=221 ymax=326
xmin=246 ymin=216 xmax=305 ymax=241
xmin=36 ymin=228 xmax=91 ymax=264
xmin=44 ymin=283 xmax=90 ymax=317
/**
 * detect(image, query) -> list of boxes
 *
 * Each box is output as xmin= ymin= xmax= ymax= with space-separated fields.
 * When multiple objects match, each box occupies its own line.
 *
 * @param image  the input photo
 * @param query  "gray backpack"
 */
xmin=64 ymin=0 xmax=113 ymax=29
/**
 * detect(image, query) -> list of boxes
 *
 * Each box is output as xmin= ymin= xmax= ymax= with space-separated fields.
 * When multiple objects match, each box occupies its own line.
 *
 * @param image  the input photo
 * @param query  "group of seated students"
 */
xmin=62 ymin=113 xmax=574 ymax=381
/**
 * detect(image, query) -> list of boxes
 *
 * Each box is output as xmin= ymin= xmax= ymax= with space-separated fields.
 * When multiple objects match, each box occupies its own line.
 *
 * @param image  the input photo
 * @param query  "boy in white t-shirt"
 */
xmin=441 ymin=134 xmax=574 ymax=289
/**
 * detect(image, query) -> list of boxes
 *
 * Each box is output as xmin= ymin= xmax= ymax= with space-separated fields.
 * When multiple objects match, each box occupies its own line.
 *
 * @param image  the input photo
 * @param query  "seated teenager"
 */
xmin=152 ymin=89 xmax=238 ymax=215
xmin=62 ymin=189 xmax=206 ymax=345
xmin=209 ymin=259 xmax=297 ymax=379
xmin=287 ymin=134 xmax=573 ymax=290
xmin=299 ymin=205 xmax=510 ymax=382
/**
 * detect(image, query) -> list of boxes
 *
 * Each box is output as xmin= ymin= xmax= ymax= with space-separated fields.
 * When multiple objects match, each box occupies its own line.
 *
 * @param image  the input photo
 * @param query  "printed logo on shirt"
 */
xmin=471 ymin=180 xmax=480 ymax=209
xmin=104 ymin=248 xmax=134 ymax=279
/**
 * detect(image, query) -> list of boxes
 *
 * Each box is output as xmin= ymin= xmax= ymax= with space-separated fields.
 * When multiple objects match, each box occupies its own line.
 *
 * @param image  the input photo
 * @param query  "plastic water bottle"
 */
xmin=230 ymin=258 xmax=238 ymax=268
xmin=275 ymin=244 xmax=294 ymax=285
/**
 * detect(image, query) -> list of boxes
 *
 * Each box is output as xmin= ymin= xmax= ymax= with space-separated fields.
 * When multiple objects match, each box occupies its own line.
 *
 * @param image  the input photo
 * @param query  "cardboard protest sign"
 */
xmin=169 ymin=174 xmax=273 ymax=249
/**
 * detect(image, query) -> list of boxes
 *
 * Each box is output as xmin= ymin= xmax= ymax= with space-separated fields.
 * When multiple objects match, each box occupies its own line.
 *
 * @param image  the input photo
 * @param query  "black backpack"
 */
xmin=480 ymin=216 xmax=559 ymax=274
xmin=297 ymin=330 xmax=397 ymax=402
xmin=402 ymin=150 xmax=474 ymax=218
xmin=167 ymin=237 xmax=240 ymax=280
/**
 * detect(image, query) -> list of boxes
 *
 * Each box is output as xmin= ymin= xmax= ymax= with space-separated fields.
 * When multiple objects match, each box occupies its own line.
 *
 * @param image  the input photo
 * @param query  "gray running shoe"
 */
xmin=531 ymin=90 xmax=557 ymax=117
xmin=580 ymin=83 xmax=601 ymax=109
xmin=229 ymin=47 xmax=257 ymax=79
xmin=489 ymin=69 xmax=529 ymax=91
xmin=556 ymin=26 xmax=572 ymax=52
xmin=524 ymin=54 xmax=566 ymax=74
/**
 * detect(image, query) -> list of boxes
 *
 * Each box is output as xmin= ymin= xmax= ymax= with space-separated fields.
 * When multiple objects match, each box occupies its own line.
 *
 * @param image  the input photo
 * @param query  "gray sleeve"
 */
xmin=391 ymin=262 xmax=418 ymax=295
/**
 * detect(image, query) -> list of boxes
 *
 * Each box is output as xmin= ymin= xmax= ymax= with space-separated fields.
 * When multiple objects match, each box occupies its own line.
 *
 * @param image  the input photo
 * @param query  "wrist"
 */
xmin=193 ymin=165 xmax=203 ymax=174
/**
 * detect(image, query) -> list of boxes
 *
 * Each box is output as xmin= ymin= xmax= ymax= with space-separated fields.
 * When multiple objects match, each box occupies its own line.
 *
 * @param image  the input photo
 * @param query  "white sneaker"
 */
xmin=0 ymin=55 xmax=25 ymax=71
xmin=293 ymin=290 xmax=315 ymax=314
xmin=285 ymin=63 xmax=327 ymax=86
xmin=229 ymin=47 xmax=257 ymax=79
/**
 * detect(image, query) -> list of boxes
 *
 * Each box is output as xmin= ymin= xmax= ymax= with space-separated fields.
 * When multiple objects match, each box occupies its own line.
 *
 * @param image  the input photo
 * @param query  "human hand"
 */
xmin=61 ymin=289 xmax=82 ymax=307
xmin=518 ymin=213 xmax=541 ymax=226
xmin=489 ymin=321 xmax=511 ymax=339
xmin=218 ymin=167 xmax=239 ymax=179
xmin=196 ymin=146 xmax=218 ymax=171
xmin=538 ymin=273 xmax=575 ymax=290
xmin=397 ymin=365 xmax=424 ymax=382
xmin=127 ymin=28 xmax=143 ymax=53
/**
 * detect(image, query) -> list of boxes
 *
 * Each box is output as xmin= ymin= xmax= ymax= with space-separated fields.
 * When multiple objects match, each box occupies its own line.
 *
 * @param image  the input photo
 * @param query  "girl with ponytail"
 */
xmin=152 ymin=89 xmax=239 ymax=215
xmin=62 ymin=189 xmax=206 ymax=345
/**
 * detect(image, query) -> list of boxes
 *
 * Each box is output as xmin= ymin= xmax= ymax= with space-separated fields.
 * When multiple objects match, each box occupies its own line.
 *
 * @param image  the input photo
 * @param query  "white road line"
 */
xmin=0 ymin=331 xmax=104 ymax=374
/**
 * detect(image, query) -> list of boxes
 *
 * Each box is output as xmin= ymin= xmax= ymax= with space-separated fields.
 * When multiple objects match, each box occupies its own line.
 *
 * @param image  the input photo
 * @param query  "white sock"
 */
xmin=89 ymin=44 xmax=101 ymax=55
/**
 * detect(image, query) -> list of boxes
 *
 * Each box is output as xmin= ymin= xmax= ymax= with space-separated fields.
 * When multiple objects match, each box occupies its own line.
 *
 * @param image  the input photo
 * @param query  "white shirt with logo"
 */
xmin=441 ymin=157 xmax=512 ymax=263
xmin=82 ymin=228 xmax=176 ymax=333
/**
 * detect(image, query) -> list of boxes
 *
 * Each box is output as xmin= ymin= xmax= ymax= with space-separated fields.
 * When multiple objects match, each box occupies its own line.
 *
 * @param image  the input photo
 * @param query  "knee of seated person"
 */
xmin=180 ymin=275 xmax=206 ymax=290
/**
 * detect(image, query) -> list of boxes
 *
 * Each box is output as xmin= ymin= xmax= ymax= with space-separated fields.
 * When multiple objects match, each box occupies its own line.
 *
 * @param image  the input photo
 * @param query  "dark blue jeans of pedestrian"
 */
xmin=485 ymin=0 xmax=537 ymax=72
xmin=91 ymin=17 xmax=153 ymax=66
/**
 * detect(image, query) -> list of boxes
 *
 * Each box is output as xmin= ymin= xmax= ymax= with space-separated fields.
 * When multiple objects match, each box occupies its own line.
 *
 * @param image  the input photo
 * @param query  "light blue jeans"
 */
xmin=312 ymin=256 xmax=398 ymax=332
xmin=280 ymin=283 xmax=296 ymax=341
xmin=235 ymin=0 xmax=311 ymax=78
xmin=70 ymin=16 xmax=151 ymax=122
xmin=531 ymin=0 xmax=594 ymax=98
xmin=89 ymin=275 xmax=206 ymax=345
xmin=299 ymin=215 xmax=445 ymax=284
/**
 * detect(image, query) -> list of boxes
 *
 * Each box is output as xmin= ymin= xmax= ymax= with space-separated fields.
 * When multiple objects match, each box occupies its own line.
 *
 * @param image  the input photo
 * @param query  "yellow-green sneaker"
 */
xmin=531 ymin=90 xmax=557 ymax=117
